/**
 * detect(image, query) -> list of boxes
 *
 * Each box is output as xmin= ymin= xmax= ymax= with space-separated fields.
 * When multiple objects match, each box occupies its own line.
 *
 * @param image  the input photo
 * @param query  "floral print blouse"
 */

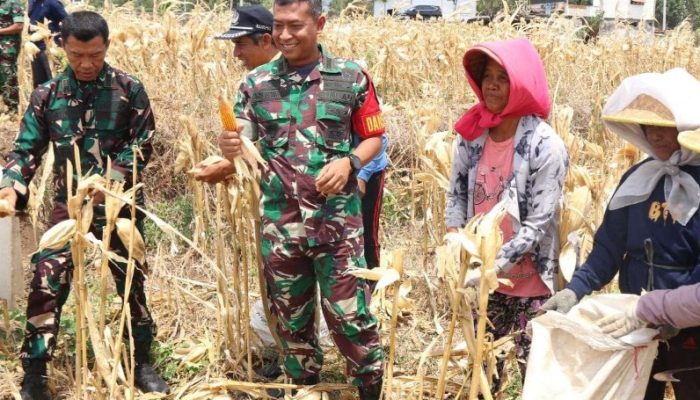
xmin=446 ymin=115 xmax=569 ymax=293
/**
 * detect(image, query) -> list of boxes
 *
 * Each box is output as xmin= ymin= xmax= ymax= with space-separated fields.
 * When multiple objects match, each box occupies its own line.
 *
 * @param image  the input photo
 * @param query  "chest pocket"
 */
xmin=0 ymin=6 xmax=15 ymax=28
xmin=315 ymin=74 xmax=354 ymax=154
xmin=252 ymin=84 xmax=289 ymax=149
xmin=45 ymin=105 xmax=84 ymax=167
xmin=94 ymin=90 xmax=130 ymax=155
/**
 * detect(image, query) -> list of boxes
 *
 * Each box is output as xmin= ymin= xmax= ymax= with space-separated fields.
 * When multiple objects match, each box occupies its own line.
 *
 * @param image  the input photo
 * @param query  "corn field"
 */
xmin=0 ymin=2 xmax=699 ymax=399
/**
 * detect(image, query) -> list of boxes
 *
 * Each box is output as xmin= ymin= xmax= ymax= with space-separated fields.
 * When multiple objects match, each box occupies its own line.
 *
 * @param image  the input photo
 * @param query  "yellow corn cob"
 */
xmin=218 ymin=95 xmax=237 ymax=131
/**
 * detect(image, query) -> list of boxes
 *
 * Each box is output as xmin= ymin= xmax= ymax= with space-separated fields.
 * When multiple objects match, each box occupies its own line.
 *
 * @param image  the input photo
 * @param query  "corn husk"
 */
xmin=39 ymin=219 xmax=76 ymax=250
xmin=115 ymin=218 xmax=146 ymax=264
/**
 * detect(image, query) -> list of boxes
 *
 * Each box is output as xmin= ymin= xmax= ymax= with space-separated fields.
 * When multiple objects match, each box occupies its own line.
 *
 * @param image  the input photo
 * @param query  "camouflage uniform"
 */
xmin=0 ymin=63 xmax=156 ymax=360
xmin=0 ymin=0 xmax=22 ymax=110
xmin=235 ymin=45 xmax=385 ymax=387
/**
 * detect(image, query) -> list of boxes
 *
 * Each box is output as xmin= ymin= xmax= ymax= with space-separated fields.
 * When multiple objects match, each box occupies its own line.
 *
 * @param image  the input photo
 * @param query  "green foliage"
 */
xmin=477 ymin=0 xmax=519 ymax=18
xmin=329 ymin=0 xmax=353 ymax=16
xmin=151 ymin=341 xmax=180 ymax=380
xmin=143 ymin=194 xmax=195 ymax=245
xmin=656 ymin=0 xmax=700 ymax=29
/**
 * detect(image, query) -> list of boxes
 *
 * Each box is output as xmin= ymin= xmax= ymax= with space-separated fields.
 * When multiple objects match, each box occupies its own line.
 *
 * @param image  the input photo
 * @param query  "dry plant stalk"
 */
xmin=384 ymin=248 xmax=405 ymax=399
xmin=176 ymin=115 xmax=209 ymax=247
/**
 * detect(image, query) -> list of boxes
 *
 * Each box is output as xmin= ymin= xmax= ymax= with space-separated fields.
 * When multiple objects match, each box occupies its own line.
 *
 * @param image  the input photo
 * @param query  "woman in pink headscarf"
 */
xmin=445 ymin=38 xmax=568 ymax=381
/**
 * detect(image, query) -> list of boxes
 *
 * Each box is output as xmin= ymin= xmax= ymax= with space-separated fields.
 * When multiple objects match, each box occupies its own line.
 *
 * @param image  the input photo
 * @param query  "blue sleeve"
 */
xmin=48 ymin=0 xmax=67 ymax=33
xmin=567 ymin=202 xmax=629 ymax=299
xmin=357 ymin=134 xmax=388 ymax=182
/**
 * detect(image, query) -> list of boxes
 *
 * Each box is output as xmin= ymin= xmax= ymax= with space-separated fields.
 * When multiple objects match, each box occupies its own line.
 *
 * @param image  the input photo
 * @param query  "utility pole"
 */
xmin=662 ymin=0 xmax=667 ymax=31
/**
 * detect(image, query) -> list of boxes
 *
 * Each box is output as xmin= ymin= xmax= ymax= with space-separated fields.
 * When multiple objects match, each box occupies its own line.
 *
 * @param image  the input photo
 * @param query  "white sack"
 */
xmin=0 ymin=169 xmax=23 ymax=310
xmin=523 ymin=294 xmax=659 ymax=400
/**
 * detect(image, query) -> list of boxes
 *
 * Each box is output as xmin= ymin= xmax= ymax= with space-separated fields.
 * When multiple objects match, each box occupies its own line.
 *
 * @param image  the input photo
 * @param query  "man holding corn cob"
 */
xmin=202 ymin=5 xmax=389 ymax=276
xmin=218 ymin=0 xmax=385 ymax=398
xmin=0 ymin=11 xmax=169 ymax=399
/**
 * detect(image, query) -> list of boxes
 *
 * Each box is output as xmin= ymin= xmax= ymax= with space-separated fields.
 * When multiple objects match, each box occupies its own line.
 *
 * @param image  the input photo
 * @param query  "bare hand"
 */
xmin=88 ymin=187 xmax=105 ymax=205
xmin=446 ymin=227 xmax=459 ymax=233
xmin=194 ymin=159 xmax=235 ymax=184
xmin=219 ymin=128 xmax=243 ymax=159
xmin=357 ymin=178 xmax=367 ymax=197
xmin=315 ymin=158 xmax=352 ymax=195
xmin=0 ymin=187 xmax=17 ymax=217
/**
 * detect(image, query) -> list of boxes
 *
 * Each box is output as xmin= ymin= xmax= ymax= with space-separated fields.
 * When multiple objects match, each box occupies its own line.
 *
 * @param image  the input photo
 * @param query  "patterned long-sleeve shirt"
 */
xmin=446 ymin=115 xmax=569 ymax=292
xmin=1 ymin=63 xmax=155 ymax=209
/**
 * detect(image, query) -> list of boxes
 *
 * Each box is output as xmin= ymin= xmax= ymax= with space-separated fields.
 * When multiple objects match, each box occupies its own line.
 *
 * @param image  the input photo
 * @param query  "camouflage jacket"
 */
xmin=235 ymin=45 xmax=385 ymax=247
xmin=1 ymin=63 xmax=155 ymax=210
xmin=0 ymin=0 xmax=22 ymax=45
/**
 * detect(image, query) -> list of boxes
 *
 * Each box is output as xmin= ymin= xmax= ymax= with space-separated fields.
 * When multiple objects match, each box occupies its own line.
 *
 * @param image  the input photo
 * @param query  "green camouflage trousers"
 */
xmin=0 ymin=39 xmax=19 ymax=110
xmin=19 ymin=204 xmax=155 ymax=360
xmin=262 ymin=236 xmax=384 ymax=387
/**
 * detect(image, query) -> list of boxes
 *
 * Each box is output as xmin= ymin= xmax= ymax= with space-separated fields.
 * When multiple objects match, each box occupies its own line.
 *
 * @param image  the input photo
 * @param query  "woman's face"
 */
xmin=644 ymin=125 xmax=680 ymax=161
xmin=481 ymin=59 xmax=510 ymax=114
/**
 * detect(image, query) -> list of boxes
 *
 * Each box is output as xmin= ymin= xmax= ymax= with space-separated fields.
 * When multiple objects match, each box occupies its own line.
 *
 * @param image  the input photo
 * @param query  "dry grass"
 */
xmin=0 ymin=3 xmax=697 ymax=399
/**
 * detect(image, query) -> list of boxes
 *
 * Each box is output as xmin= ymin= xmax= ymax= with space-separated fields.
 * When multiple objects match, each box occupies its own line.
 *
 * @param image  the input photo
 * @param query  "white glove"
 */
xmin=595 ymin=298 xmax=646 ymax=338
xmin=464 ymin=268 xmax=481 ymax=288
xmin=540 ymin=288 xmax=579 ymax=314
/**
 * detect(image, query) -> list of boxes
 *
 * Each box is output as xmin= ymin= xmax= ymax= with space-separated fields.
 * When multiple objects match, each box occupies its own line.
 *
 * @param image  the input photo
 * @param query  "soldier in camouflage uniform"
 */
xmin=0 ymin=0 xmax=23 ymax=111
xmin=0 ymin=12 xmax=169 ymax=399
xmin=219 ymin=0 xmax=385 ymax=398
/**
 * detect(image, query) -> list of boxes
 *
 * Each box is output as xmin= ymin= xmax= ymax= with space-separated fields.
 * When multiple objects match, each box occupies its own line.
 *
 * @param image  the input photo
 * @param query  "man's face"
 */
xmin=272 ymin=1 xmax=325 ymax=67
xmin=63 ymin=35 xmax=109 ymax=82
xmin=644 ymin=125 xmax=680 ymax=161
xmin=233 ymin=35 xmax=272 ymax=70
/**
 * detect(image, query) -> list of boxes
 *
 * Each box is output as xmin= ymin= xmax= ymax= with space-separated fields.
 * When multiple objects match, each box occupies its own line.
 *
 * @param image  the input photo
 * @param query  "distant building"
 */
xmin=529 ymin=0 xmax=655 ymax=24
xmin=373 ymin=0 xmax=478 ymax=20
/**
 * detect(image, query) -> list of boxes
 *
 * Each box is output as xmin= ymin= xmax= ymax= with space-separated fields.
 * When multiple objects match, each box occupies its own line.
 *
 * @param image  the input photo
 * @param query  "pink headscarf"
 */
xmin=454 ymin=38 xmax=551 ymax=141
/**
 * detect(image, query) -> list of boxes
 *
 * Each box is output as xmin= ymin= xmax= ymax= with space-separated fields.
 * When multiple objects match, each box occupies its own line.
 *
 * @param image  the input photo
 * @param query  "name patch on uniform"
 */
xmin=323 ymin=80 xmax=354 ymax=92
xmin=252 ymin=90 xmax=282 ymax=103
xmin=319 ymin=90 xmax=354 ymax=105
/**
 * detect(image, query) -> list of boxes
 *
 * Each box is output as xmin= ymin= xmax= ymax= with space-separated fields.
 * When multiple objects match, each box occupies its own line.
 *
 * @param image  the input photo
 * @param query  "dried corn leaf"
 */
xmin=115 ymin=218 xmax=146 ymax=264
xmin=348 ymin=267 xmax=400 ymax=290
xmin=187 ymin=155 xmax=227 ymax=175
xmin=80 ymin=199 xmax=94 ymax=234
xmin=39 ymin=219 xmax=76 ymax=250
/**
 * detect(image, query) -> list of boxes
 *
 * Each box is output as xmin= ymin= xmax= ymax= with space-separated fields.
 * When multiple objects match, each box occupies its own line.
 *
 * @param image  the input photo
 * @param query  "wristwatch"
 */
xmin=347 ymin=154 xmax=362 ymax=175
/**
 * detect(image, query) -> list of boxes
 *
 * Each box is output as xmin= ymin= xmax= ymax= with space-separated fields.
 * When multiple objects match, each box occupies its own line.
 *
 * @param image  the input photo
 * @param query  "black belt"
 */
xmin=637 ymin=238 xmax=693 ymax=291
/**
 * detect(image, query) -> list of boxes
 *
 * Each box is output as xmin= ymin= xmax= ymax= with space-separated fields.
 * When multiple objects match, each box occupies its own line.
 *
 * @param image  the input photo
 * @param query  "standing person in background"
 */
xmin=195 ymin=5 xmax=277 ymax=184
xmin=28 ymin=0 xmax=67 ymax=88
xmin=356 ymin=133 xmax=387 ymax=276
xmin=218 ymin=0 xmax=386 ymax=397
xmin=446 ymin=38 xmax=568 ymax=384
xmin=0 ymin=0 xmax=22 ymax=112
